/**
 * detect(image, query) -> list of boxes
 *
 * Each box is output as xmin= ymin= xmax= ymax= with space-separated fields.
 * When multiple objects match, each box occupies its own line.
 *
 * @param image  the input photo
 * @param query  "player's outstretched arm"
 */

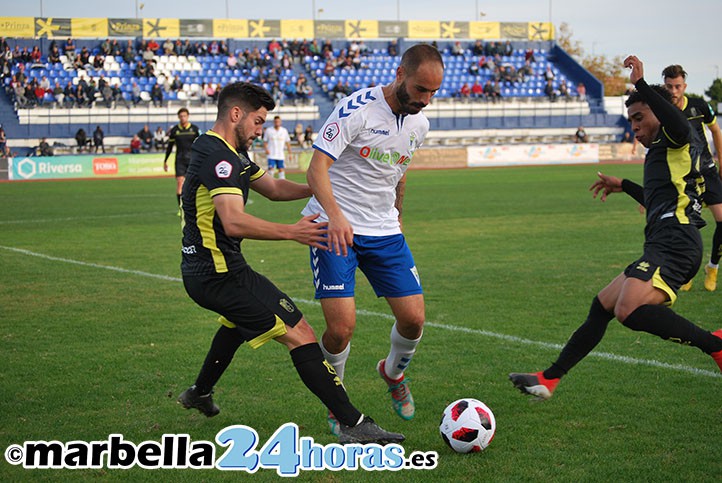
xmin=251 ymin=173 xmax=312 ymax=201
xmin=590 ymin=171 xmax=623 ymax=202
xmin=306 ymin=149 xmax=354 ymax=256
xmin=213 ymin=194 xmax=328 ymax=249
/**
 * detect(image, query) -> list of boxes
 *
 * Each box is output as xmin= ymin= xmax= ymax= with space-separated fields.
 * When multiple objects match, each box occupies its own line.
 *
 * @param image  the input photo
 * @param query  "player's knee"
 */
xmin=324 ymin=323 xmax=355 ymax=346
xmin=614 ymin=304 xmax=633 ymax=324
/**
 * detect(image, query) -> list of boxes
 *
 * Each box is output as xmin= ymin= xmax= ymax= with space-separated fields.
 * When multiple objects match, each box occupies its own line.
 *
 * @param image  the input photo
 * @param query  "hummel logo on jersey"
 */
xmin=636 ymin=261 xmax=651 ymax=272
xmin=338 ymin=91 xmax=376 ymax=118
xmin=370 ymin=128 xmax=390 ymax=136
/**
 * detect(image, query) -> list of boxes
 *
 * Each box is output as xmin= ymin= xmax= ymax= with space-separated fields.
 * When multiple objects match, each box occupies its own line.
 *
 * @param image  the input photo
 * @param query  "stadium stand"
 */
xmin=0 ymin=37 xmax=627 ymax=154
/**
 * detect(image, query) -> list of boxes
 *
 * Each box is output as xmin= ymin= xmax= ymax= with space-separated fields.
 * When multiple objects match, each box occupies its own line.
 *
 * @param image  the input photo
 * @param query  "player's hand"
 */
xmin=590 ymin=171 xmax=623 ymax=202
xmin=291 ymin=214 xmax=329 ymax=250
xmin=623 ymin=55 xmax=644 ymax=84
xmin=328 ymin=213 xmax=354 ymax=257
xmin=163 ymin=162 xmax=168 ymax=172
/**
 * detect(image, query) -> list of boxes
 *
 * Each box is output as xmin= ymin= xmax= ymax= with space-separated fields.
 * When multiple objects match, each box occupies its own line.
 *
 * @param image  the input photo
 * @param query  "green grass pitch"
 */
xmin=1 ymin=164 xmax=721 ymax=481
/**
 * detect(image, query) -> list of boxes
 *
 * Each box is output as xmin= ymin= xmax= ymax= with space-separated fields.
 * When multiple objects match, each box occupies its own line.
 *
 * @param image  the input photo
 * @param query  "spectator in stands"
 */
xmin=331 ymin=80 xmax=346 ymax=102
xmin=483 ymin=80 xmax=494 ymax=100
xmin=519 ymin=60 xmax=534 ymax=82
xmin=503 ymin=40 xmax=514 ymax=57
xmin=227 ymin=52 xmax=238 ymax=69
xmin=559 ymin=80 xmax=571 ymax=100
xmin=180 ymin=39 xmax=192 ymax=56
xmin=77 ymin=46 xmax=91 ymax=69
xmin=388 ymin=39 xmax=398 ymax=57
xmin=492 ymin=80 xmax=502 ymax=101
xmin=147 ymin=39 xmax=160 ymax=53
xmin=458 ymin=82 xmax=471 ymax=100
xmin=471 ymin=40 xmax=485 ymax=56
xmin=170 ymin=75 xmax=183 ymax=92
xmin=544 ymin=65 xmax=555 ymax=81
xmin=123 ymin=40 xmax=136 ymax=64
xmin=39 ymin=75 xmax=50 ymax=93
xmin=292 ymin=123 xmax=304 ymax=146
xmin=575 ymin=126 xmax=588 ymax=143
xmin=577 ymin=82 xmax=587 ymax=102
xmin=63 ymin=81 xmax=76 ymax=107
xmin=52 ymin=81 xmax=64 ymax=107
xmin=524 ymin=48 xmax=536 ymax=63
xmin=268 ymin=39 xmax=282 ymax=58
xmin=86 ymin=79 xmax=98 ymax=108
xmin=308 ymin=39 xmax=321 ymax=56
xmin=150 ymin=83 xmax=163 ymax=107
xmin=93 ymin=125 xmax=105 ymax=153
xmin=64 ymin=38 xmax=77 ymax=63
xmin=471 ymin=79 xmax=484 ymax=99
xmin=100 ymin=38 xmax=112 ymax=56
xmin=282 ymin=78 xmax=296 ymax=105
xmin=296 ymin=74 xmax=312 ymax=105
xmin=38 ymin=137 xmax=53 ymax=157
xmin=357 ymin=40 xmax=369 ymax=55
xmin=75 ymin=83 xmax=88 ymax=107
xmin=130 ymin=134 xmax=141 ymax=154
xmin=13 ymin=82 xmax=28 ymax=108
xmin=75 ymin=128 xmax=88 ymax=152
xmin=303 ymin=125 xmax=314 ymax=148
xmin=154 ymin=126 xmax=167 ymax=151
xmin=109 ymin=39 xmax=121 ymax=56
xmin=131 ymin=81 xmax=142 ymax=106
xmin=544 ymin=78 xmax=557 ymax=101
xmin=468 ymin=61 xmax=479 ymax=76
xmin=451 ymin=40 xmax=464 ymax=57
xmin=48 ymin=45 xmax=61 ymax=64
xmin=0 ymin=125 xmax=8 ymax=157
xmin=219 ymin=40 xmax=229 ymax=56
xmin=93 ymin=53 xmax=105 ymax=70
xmin=137 ymin=125 xmax=153 ymax=151
xmin=101 ymin=82 xmax=113 ymax=108
xmin=163 ymin=39 xmax=175 ymax=55
xmin=112 ymin=83 xmax=129 ymax=109
xmin=30 ymin=46 xmax=42 ymax=64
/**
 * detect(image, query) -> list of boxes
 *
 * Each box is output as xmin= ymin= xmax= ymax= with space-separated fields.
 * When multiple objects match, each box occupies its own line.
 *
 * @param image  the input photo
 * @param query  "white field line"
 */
xmin=0 ymin=211 xmax=171 ymax=225
xmin=2 ymin=244 xmax=720 ymax=380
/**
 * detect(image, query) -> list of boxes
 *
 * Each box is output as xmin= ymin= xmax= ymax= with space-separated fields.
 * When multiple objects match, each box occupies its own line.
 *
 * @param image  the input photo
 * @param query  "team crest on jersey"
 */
xmin=279 ymin=298 xmax=295 ymax=313
xmin=215 ymin=160 xmax=232 ymax=178
xmin=409 ymin=132 xmax=418 ymax=153
xmin=323 ymin=122 xmax=340 ymax=142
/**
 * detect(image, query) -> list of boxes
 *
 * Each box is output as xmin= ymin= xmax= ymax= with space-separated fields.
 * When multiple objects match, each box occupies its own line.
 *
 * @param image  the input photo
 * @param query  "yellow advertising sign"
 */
xmin=344 ymin=20 xmax=378 ymax=39
xmin=281 ymin=20 xmax=313 ymax=39
xmin=71 ymin=18 xmax=108 ymax=38
xmin=528 ymin=22 xmax=554 ymax=41
xmin=0 ymin=17 xmax=35 ymax=38
xmin=213 ymin=19 xmax=248 ymax=38
xmin=143 ymin=18 xmax=180 ymax=38
xmin=407 ymin=20 xmax=440 ymax=39
xmin=469 ymin=21 xmax=501 ymax=40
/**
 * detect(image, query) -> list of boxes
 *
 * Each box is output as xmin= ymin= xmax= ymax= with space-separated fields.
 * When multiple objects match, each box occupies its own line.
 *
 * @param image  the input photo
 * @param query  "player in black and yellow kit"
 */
xmin=163 ymin=108 xmax=200 ymax=209
xmin=176 ymin=82 xmax=404 ymax=444
xmin=510 ymin=56 xmax=722 ymax=400
xmin=663 ymin=64 xmax=722 ymax=291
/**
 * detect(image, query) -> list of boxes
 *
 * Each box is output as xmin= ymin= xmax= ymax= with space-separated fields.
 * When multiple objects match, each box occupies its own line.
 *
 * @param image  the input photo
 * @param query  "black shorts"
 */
xmin=183 ymin=268 xmax=303 ymax=349
xmin=700 ymin=167 xmax=722 ymax=206
xmin=175 ymin=157 xmax=190 ymax=177
xmin=624 ymin=223 xmax=702 ymax=305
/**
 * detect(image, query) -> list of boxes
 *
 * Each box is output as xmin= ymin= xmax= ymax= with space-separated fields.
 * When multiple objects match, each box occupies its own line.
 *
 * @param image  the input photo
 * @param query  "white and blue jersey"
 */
xmin=302 ymin=85 xmax=429 ymax=236
xmin=303 ymin=85 xmax=428 ymax=298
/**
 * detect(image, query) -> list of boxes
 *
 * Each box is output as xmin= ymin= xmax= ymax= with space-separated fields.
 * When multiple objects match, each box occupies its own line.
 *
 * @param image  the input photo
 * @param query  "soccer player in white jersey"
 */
xmin=302 ymin=43 xmax=444 ymax=435
xmin=263 ymin=115 xmax=292 ymax=179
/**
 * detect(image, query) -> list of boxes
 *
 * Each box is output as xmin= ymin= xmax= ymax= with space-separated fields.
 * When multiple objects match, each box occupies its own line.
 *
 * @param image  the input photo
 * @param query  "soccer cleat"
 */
xmin=327 ymin=410 xmax=340 ymax=437
xmin=711 ymin=330 xmax=722 ymax=372
xmin=338 ymin=415 xmax=405 ymax=445
xmin=377 ymin=359 xmax=415 ymax=420
xmin=177 ymin=385 xmax=220 ymax=417
xmin=704 ymin=265 xmax=718 ymax=292
xmin=679 ymin=280 xmax=693 ymax=292
xmin=508 ymin=372 xmax=560 ymax=401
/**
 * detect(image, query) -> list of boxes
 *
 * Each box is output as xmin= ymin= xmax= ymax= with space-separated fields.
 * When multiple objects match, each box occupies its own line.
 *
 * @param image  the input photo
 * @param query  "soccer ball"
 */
xmin=439 ymin=398 xmax=496 ymax=453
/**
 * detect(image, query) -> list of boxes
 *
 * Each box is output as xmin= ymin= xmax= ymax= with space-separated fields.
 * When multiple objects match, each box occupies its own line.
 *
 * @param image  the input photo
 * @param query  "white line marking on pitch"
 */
xmin=0 ymin=211 xmax=171 ymax=225
xmin=2 ymin=244 xmax=720 ymax=380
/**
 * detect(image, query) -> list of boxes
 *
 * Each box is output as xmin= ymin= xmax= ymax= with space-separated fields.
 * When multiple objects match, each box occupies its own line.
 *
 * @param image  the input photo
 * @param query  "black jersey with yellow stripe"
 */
xmin=181 ymin=130 xmax=265 ymax=275
xmin=634 ymin=80 xmax=705 ymax=231
xmin=682 ymin=96 xmax=717 ymax=172
xmin=167 ymin=123 xmax=201 ymax=161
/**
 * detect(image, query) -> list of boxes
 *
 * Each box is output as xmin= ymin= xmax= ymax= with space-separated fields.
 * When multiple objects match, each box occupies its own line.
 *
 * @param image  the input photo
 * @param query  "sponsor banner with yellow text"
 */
xmin=8 ymin=154 xmax=174 ymax=181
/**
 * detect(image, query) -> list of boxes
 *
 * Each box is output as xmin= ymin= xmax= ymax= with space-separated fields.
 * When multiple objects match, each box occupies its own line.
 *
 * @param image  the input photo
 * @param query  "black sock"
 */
xmin=622 ymin=304 xmax=722 ymax=354
xmin=176 ymin=194 xmax=181 ymax=207
xmin=290 ymin=343 xmax=362 ymax=427
xmin=711 ymin=221 xmax=722 ymax=265
xmin=194 ymin=326 xmax=245 ymax=394
xmin=544 ymin=296 xmax=615 ymax=380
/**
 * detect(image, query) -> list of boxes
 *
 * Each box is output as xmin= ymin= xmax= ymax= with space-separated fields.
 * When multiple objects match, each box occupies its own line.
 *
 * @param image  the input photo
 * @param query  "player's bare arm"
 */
xmin=251 ymin=172 xmax=312 ymax=201
xmin=710 ymin=121 xmax=722 ymax=168
xmin=624 ymin=55 xmax=644 ymax=84
xmin=395 ymin=174 xmax=406 ymax=229
xmin=213 ymin=193 xmax=328 ymax=249
xmin=306 ymin=149 xmax=354 ymax=256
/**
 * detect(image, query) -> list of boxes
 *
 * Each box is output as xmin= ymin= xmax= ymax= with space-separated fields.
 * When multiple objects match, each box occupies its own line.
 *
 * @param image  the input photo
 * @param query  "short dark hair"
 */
xmin=625 ymin=83 xmax=672 ymax=107
xmin=399 ymin=43 xmax=444 ymax=75
xmin=662 ymin=64 xmax=687 ymax=80
xmin=177 ymin=107 xmax=189 ymax=116
xmin=217 ymin=82 xmax=275 ymax=119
